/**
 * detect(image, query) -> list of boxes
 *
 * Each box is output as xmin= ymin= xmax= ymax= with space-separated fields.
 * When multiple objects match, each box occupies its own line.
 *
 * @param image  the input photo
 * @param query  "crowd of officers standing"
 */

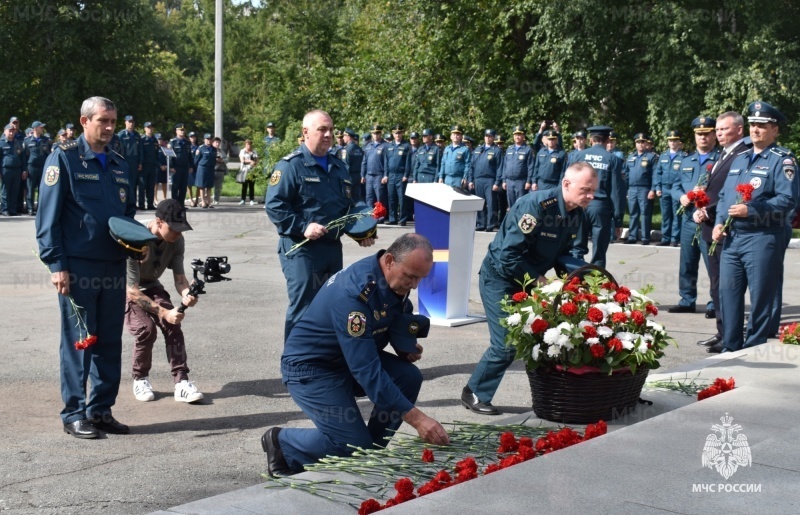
xmin=0 ymin=115 xmax=231 ymax=216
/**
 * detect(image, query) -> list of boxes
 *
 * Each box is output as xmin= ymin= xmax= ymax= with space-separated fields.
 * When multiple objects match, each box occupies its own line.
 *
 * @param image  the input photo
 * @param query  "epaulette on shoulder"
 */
xmin=540 ymin=196 xmax=558 ymax=210
xmin=358 ymin=280 xmax=377 ymax=304
xmin=59 ymin=140 xmax=79 ymax=151
xmin=282 ymin=150 xmax=302 ymax=161
xmin=770 ymin=146 xmax=792 ymax=157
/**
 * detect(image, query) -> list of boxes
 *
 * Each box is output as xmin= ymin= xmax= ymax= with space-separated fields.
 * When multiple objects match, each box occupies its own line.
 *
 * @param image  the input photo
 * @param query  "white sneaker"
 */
xmin=239 ymin=200 xmax=245 ymax=205
xmin=174 ymin=380 xmax=204 ymax=403
xmin=133 ymin=377 xmax=155 ymax=402
xmin=249 ymin=200 xmax=256 ymax=206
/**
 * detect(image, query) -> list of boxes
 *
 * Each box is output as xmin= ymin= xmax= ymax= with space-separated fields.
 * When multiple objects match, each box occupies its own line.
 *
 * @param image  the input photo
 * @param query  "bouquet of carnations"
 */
xmin=708 ymin=183 xmax=755 ymax=256
xmin=501 ymin=270 xmax=674 ymax=375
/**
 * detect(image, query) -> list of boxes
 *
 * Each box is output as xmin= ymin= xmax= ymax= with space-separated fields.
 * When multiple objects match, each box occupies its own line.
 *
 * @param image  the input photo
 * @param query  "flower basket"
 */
xmin=501 ymin=264 xmax=674 ymax=423
xmin=527 ymin=365 xmax=649 ymax=423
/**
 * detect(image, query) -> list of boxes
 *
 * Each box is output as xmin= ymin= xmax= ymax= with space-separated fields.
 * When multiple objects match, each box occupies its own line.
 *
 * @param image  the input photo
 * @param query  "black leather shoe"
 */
xmin=63 ymin=419 xmax=100 ymax=439
xmin=460 ymin=386 xmax=499 ymax=415
xmin=705 ymin=309 xmax=716 ymax=319
xmin=640 ymin=241 xmax=650 ymax=246
xmin=91 ymin=413 xmax=130 ymax=434
xmin=655 ymin=241 xmax=670 ymax=247
xmin=667 ymin=305 xmax=696 ymax=313
xmin=623 ymin=239 xmax=637 ymax=244
xmin=697 ymin=335 xmax=721 ymax=347
xmin=670 ymin=242 xmax=680 ymax=247
xmin=261 ymin=427 xmax=294 ymax=477
xmin=385 ymin=221 xmax=398 ymax=226
xmin=707 ymin=343 xmax=724 ymax=354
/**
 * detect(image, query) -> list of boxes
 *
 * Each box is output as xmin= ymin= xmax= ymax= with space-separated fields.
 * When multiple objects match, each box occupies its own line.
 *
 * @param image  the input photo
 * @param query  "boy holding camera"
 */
xmin=124 ymin=199 xmax=205 ymax=403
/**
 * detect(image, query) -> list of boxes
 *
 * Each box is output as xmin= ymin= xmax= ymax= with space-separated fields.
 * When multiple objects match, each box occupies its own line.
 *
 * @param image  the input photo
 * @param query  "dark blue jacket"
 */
xmin=531 ymin=148 xmax=567 ymax=189
xmin=24 ymin=135 xmax=52 ymax=170
xmin=571 ymin=144 xmax=626 ymax=224
xmin=117 ymin=129 xmax=141 ymax=168
xmin=35 ymin=135 xmax=136 ymax=272
xmin=653 ymin=150 xmax=688 ymax=192
xmin=361 ymin=141 xmax=386 ymax=178
xmin=624 ymin=151 xmax=658 ymax=189
xmin=502 ymin=144 xmax=534 ymax=181
xmin=168 ymin=137 xmax=193 ymax=169
xmin=139 ymin=135 xmax=160 ymax=167
xmin=383 ymin=140 xmax=412 ymax=178
xmin=467 ymin=144 xmax=502 ymax=184
xmin=413 ymin=144 xmax=440 ymax=182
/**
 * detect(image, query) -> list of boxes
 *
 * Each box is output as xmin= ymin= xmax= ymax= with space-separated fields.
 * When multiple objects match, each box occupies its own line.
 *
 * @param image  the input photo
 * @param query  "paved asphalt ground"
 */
xmin=1 ymin=203 xmax=797 ymax=514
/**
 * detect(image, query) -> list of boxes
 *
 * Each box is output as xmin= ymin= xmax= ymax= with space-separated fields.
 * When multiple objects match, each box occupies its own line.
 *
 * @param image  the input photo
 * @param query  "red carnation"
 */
xmin=511 ymin=291 xmax=529 ymax=302
xmin=455 ymin=457 xmax=478 ymax=483
xmin=698 ymin=385 xmax=722 ymax=400
xmin=531 ymin=318 xmax=549 ymax=334
xmin=421 ymin=448 xmax=434 ymax=463
xmin=706 ymin=163 xmax=714 ymax=173
xmin=601 ymin=282 xmax=616 ymax=291
xmin=519 ymin=436 xmax=534 ymax=448
xmin=713 ymin=377 xmax=735 ymax=392
xmin=645 ymin=303 xmax=658 ymax=315
xmin=518 ymin=446 xmax=536 ymax=461
xmin=395 ymin=478 xmax=414 ymax=496
xmin=560 ymin=302 xmax=578 ymax=316
xmin=694 ymin=190 xmax=710 ymax=209
xmin=75 ymin=334 xmax=98 ymax=350
xmin=736 ymin=183 xmax=755 ymax=202
xmin=613 ymin=292 xmax=630 ymax=304
xmin=687 ymin=190 xmax=697 ymax=202
xmin=583 ymin=420 xmax=608 ymax=440
xmin=607 ymin=338 xmax=623 ymax=352
xmin=590 ymin=344 xmax=606 ymax=358
xmin=433 ymin=470 xmax=452 ymax=485
xmin=484 ymin=463 xmax=501 ymax=475
xmin=630 ymin=310 xmax=646 ymax=325
xmin=611 ymin=312 xmax=628 ymax=324
xmin=587 ymin=307 xmax=604 ymax=323
xmin=582 ymin=325 xmax=598 ymax=338
xmin=371 ymin=201 xmax=388 ymax=219
xmin=383 ymin=499 xmax=397 ymax=508
xmin=585 ymin=293 xmax=599 ymax=304
xmin=499 ymin=454 xmax=523 ymax=469
xmin=498 ymin=431 xmax=519 ymax=453
xmin=358 ymin=499 xmax=383 ymax=515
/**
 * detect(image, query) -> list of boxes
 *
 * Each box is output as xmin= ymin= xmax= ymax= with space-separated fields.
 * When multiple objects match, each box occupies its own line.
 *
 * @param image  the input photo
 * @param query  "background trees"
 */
xmin=2 ymin=0 xmax=799 ymax=152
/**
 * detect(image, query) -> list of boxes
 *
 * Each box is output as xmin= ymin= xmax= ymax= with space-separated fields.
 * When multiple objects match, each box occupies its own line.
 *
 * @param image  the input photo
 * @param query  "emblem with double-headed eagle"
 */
xmin=702 ymin=413 xmax=752 ymax=479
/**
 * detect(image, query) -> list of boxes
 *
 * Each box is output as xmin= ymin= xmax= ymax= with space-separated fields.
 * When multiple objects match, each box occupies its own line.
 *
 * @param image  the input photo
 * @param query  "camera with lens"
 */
xmin=191 ymin=256 xmax=231 ymax=283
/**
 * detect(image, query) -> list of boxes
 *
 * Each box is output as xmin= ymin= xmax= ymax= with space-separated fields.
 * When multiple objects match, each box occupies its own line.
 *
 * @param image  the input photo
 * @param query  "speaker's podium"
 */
xmin=406 ymin=183 xmax=486 ymax=327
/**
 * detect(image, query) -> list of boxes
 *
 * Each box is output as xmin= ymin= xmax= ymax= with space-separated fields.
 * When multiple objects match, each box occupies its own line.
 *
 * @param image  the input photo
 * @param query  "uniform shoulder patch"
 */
xmin=269 ymin=169 xmax=282 ymax=186
xmin=58 ymin=141 xmax=78 ymax=151
xmin=44 ymin=165 xmax=60 ymax=186
xmin=770 ymin=146 xmax=791 ymax=157
xmin=539 ymin=196 xmax=558 ymax=209
xmin=518 ymin=213 xmax=537 ymax=234
xmin=347 ymin=311 xmax=367 ymax=337
xmin=358 ymin=280 xmax=376 ymax=303
xmin=282 ymin=150 xmax=301 ymax=161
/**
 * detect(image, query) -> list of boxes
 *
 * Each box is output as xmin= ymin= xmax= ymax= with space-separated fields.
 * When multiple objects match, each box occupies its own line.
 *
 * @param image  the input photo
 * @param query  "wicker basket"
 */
xmin=527 ymin=366 xmax=649 ymax=424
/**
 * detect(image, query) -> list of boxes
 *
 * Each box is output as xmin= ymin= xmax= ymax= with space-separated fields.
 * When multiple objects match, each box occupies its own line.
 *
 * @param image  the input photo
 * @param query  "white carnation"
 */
xmin=506 ymin=313 xmax=522 ymax=326
xmin=578 ymin=319 xmax=592 ymax=329
xmin=597 ymin=326 xmax=614 ymax=338
xmin=540 ymin=280 xmax=564 ymax=295
xmin=532 ymin=344 xmax=542 ymax=361
xmin=557 ymin=321 xmax=573 ymax=332
xmin=586 ymin=337 xmax=600 ymax=345
xmin=547 ymin=345 xmax=561 ymax=358
xmin=521 ymin=306 xmax=534 ymax=314
xmin=636 ymin=339 xmax=649 ymax=353
xmin=621 ymin=339 xmax=634 ymax=350
xmin=602 ymin=302 xmax=623 ymax=314
xmin=543 ymin=327 xmax=561 ymax=345
xmin=616 ymin=331 xmax=636 ymax=342
xmin=646 ymin=320 xmax=664 ymax=333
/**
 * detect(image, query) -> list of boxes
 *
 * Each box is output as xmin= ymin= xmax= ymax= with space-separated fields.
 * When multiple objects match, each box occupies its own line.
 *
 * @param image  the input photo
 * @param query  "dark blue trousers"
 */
xmin=627 ymin=186 xmax=653 ymax=242
xmin=59 ymin=258 xmax=126 ymax=424
xmin=719 ymin=230 xmax=782 ymax=351
xmin=386 ymin=174 xmax=407 ymax=223
xmin=349 ymin=173 xmax=363 ymax=204
xmin=171 ymin=167 xmax=189 ymax=204
xmin=280 ymin=352 xmax=422 ymax=472
xmin=1 ymin=167 xmax=22 ymax=215
xmin=474 ymin=178 xmax=498 ymax=230
xmin=571 ymin=200 xmax=613 ymax=268
xmin=467 ymin=261 xmax=519 ymax=403
xmin=365 ymin=175 xmax=387 ymax=216
xmin=677 ymin=217 xmax=710 ymax=307
xmin=139 ymin=165 xmax=158 ymax=208
xmin=505 ymin=179 xmax=526 ymax=208
xmin=26 ymin=165 xmax=43 ymax=212
xmin=278 ymin=237 xmax=343 ymax=342
xmin=660 ymin=189 xmax=682 ymax=243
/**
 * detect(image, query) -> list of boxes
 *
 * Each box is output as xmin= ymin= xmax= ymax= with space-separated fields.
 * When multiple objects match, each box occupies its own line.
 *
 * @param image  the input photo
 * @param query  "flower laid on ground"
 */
xmin=35 ymin=251 xmax=97 ymax=351
xmin=697 ymin=377 xmax=736 ymax=400
xmin=778 ymin=322 xmax=800 ymax=345
xmin=709 ymin=184 xmax=755 ymax=256
xmin=286 ymin=201 xmax=387 ymax=256
xmin=267 ymin=420 xmax=608 ymax=511
xmin=645 ymin=373 xmax=713 ymax=397
xmin=501 ymin=271 xmax=674 ymax=374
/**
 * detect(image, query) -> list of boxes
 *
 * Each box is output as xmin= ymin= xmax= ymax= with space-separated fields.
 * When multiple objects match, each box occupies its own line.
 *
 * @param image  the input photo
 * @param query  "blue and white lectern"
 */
xmin=406 ymin=183 xmax=485 ymax=327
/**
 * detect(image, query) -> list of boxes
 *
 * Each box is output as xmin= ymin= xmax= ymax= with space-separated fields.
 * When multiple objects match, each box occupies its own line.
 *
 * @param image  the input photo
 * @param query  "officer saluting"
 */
xmin=462 ymin=163 xmax=596 ymax=414
xmin=713 ymin=101 xmax=799 ymax=352
xmin=568 ymin=125 xmax=625 ymax=267
xmin=261 ymin=234 xmax=450 ymax=476
xmin=266 ymin=110 xmax=376 ymax=341
xmin=467 ymin=128 xmax=503 ymax=231
xmin=36 ymin=96 xmax=136 ymax=438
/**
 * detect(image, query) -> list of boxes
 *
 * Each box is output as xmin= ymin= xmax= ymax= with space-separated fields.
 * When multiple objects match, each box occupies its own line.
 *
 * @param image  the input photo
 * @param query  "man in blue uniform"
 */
xmin=530 ymin=129 xmax=567 ymax=191
xmin=261 ymin=234 xmax=450 ymax=476
xmin=35 ymin=96 xmax=135 ymax=438
xmin=168 ymin=124 xmax=193 ymax=205
xmin=361 ymin=124 xmax=387 ymax=216
xmin=566 ymin=130 xmax=587 ymax=165
xmin=667 ymin=116 xmax=720 ymax=314
xmin=462 ymin=163 xmax=597 ymax=415
xmin=712 ymin=102 xmax=798 ymax=352
xmin=502 ymin=125 xmax=534 ymax=207
xmin=654 ymin=130 xmax=688 ymax=246
xmin=23 ymin=121 xmax=51 ymax=215
xmin=494 ymin=134 xmax=508 ymax=222
xmin=339 ymin=128 xmax=364 ymax=203
xmin=606 ymin=131 xmax=625 ymax=160
xmin=692 ymin=112 xmax=750 ymax=350
xmin=438 ymin=125 xmax=471 ymax=188
xmin=266 ymin=110 xmax=376 ymax=341
xmin=467 ymin=128 xmax=503 ymax=231
xmin=532 ymin=120 xmax=564 ymax=153
xmin=264 ymin=122 xmax=280 ymax=147
xmin=412 ymin=128 xmax=440 ymax=184
xmin=1 ymin=123 xmax=27 ymax=216
xmin=382 ymin=124 xmax=412 ymax=225
xmin=139 ymin=122 xmax=159 ymax=210
xmin=118 ymin=115 xmax=142 ymax=208
xmin=569 ymin=126 xmax=625 ymax=267
xmin=624 ymin=133 xmax=658 ymax=244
